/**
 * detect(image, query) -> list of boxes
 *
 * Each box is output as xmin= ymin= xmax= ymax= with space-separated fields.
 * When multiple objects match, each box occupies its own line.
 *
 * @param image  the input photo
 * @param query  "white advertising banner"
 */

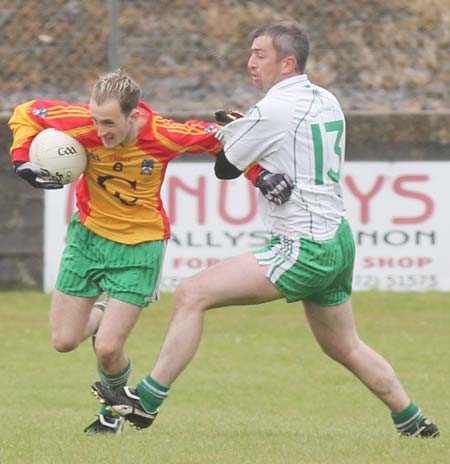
xmin=44 ymin=162 xmax=450 ymax=293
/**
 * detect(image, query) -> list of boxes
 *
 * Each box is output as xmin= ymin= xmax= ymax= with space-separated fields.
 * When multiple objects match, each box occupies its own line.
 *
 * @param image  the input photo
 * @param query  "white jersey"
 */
xmin=217 ymin=74 xmax=346 ymax=241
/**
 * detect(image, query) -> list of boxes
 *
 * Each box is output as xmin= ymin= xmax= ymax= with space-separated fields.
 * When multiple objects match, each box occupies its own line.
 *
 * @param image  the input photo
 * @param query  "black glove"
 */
xmin=13 ymin=161 xmax=63 ymax=189
xmin=215 ymin=109 xmax=244 ymax=125
xmin=256 ymin=169 xmax=294 ymax=205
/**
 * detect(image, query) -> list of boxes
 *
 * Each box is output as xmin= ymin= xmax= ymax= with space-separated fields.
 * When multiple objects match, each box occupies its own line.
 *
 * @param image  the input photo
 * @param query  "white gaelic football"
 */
xmin=29 ymin=128 xmax=87 ymax=184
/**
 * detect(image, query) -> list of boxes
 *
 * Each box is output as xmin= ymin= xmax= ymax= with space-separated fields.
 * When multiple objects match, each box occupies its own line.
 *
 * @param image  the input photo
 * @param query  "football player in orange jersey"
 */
xmin=8 ymin=69 xmax=293 ymax=434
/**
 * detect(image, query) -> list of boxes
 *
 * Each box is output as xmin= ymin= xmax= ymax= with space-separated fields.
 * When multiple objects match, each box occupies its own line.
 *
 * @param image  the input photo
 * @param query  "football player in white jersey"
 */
xmin=92 ymin=21 xmax=439 ymax=438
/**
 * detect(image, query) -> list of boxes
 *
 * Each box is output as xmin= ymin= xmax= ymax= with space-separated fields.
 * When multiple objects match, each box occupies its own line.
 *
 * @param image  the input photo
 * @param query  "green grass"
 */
xmin=0 ymin=291 xmax=448 ymax=463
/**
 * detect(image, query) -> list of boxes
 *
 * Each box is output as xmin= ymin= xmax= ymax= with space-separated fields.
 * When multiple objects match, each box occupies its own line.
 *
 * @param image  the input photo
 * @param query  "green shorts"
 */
xmin=253 ymin=219 xmax=355 ymax=306
xmin=55 ymin=213 xmax=166 ymax=307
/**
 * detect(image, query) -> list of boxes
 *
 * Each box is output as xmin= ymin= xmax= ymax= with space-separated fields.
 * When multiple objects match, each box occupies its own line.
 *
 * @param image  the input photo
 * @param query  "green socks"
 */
xmin=99 ymin=404 xmax=113 ymax=417
xmin=97 ymin=360 xmax=132 ymax=387
xmin=97 ymin=361 xmax=132 ymax=416
xmin=136 ymin=375 xmax=170 ymax=413
xmin=96 ymin=365 xmax=170 ymax=415
xmin=391 ymin=402 xmax=423 ymax=434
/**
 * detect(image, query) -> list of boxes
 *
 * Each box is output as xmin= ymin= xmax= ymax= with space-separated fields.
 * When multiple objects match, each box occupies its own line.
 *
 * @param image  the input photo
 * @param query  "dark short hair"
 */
xmin=251 ymin=21 xmax=309 ymax=73
xmin=91 ymin=69 xmax=142 ymax=116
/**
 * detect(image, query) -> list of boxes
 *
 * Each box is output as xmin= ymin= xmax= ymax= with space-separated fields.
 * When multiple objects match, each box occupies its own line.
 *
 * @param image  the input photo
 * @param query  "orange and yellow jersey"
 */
xmin=9 ymin=100 xmax=223 ymax=244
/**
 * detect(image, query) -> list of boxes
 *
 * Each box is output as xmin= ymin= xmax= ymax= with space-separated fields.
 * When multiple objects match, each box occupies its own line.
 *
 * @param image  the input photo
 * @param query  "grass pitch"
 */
xmin=0 ymin=291 xmax=448 ymax=463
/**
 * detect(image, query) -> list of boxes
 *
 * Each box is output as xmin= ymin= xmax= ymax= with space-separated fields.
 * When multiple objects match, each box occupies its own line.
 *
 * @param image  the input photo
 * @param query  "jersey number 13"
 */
xmin=311 ymin=119 xmax=344 ymax=185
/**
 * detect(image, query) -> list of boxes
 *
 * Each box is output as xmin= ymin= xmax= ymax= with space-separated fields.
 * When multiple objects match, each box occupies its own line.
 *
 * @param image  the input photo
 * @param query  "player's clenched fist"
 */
xmin=13 ymin=161 xmax=63 ymax=189
xmin=256 ymin=170 xmax=294 ymax=205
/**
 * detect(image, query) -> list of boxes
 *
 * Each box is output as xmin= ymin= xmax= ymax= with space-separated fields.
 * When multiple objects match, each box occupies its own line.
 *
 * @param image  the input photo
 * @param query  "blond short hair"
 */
xmin=91 ymin=69 xmax=142 ymax=116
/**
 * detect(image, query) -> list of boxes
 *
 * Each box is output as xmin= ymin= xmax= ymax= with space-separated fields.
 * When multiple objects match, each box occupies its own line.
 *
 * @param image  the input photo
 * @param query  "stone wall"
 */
xmin=3 ymin=1 xmax=449 ymax=113
xmin=1 ymin=112 xmax=449 ymax=289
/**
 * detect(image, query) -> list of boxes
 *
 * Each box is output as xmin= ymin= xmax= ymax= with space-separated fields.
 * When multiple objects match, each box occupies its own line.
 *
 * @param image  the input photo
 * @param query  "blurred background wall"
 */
xmin=0 ymin=0 xmax=449 ymax=288
xmin=1 ymin=0 xmax=449 ymax=113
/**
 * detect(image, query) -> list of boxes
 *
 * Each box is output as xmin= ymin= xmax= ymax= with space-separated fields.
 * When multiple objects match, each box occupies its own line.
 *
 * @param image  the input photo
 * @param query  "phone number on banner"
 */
xmin=353 ymin=274 xmax=438 ymax=291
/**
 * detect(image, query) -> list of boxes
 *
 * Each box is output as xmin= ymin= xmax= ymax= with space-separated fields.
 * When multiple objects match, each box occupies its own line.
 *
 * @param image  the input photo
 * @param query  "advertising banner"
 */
xmin=44 ymin=162 xmax=450 ymax=293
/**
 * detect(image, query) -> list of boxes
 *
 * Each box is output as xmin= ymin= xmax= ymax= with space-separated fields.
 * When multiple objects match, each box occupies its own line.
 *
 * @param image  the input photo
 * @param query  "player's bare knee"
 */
xmin=319 ymin=340 xmax=358 ymax=366
xmin=51 ymin=332 xmax=80 ymax=352
xmin=94 ymin=339 xmax=121 ymax=368
xmin=174 ymin=278 xmax=206 ymax=312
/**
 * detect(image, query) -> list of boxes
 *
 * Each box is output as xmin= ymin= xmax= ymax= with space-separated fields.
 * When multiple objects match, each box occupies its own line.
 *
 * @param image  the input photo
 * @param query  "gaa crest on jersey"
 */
xmin=140 ymin=159 xmax=154 ymax=175
xmin=31 ymin=108 xmax=49 ymax=118
xmin=203 ymin=125 xmax=218 ymax=134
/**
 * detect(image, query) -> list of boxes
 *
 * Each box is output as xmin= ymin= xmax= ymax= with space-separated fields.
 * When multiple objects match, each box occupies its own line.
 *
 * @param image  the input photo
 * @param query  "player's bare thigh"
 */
xmin=49 ymin=289 xmax=98 ymax=351
xmin=176 ymin=252 xmax=283 ymax=310
xmin=302 ymin=299 xmax=359 ymax=356
xmin=95 ymin=296 xmax=142 ymax=349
